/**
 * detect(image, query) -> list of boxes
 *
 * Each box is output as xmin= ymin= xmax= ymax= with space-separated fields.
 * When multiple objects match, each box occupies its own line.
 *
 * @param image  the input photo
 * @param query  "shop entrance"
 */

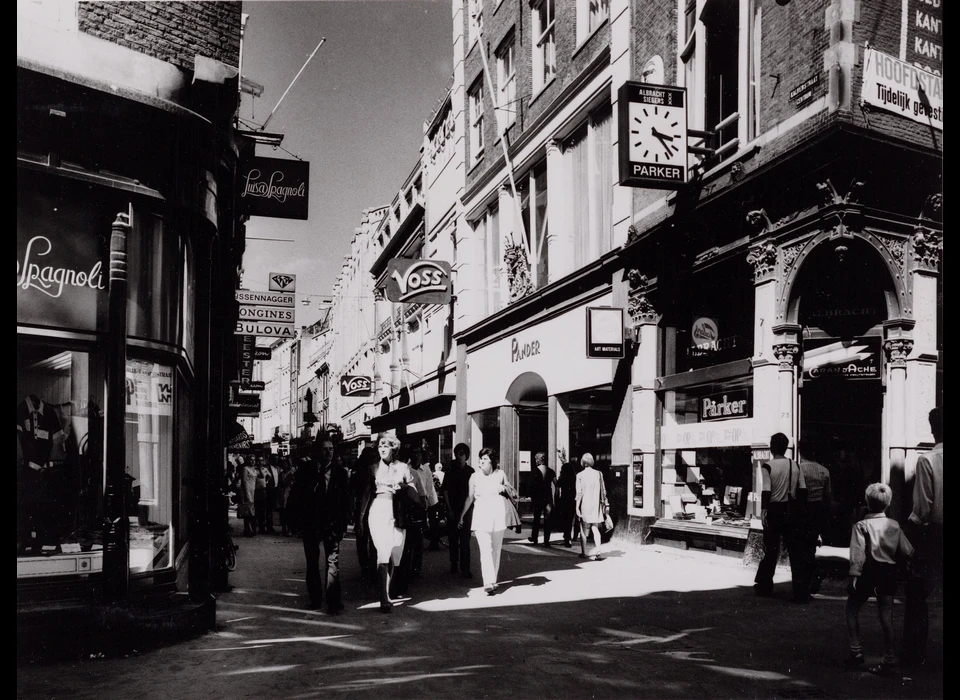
xmin=795 ymin=238 xmax=891 ymax=546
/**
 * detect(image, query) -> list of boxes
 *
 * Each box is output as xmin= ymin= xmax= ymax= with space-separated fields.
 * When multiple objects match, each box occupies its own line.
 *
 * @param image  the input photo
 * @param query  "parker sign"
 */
xmin=238 ymin=156 xmax=310 ymax=220
xmin=861 ymin=48 xmax=942 ymax=130
xmin=384 ymin=259 xmax=453 ymax=304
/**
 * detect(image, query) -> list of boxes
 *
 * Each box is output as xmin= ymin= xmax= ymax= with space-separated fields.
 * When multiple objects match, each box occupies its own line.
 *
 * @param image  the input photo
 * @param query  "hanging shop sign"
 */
xmin=235 ymin=290 xmax=296 ymax=307
xmin=253 ymin=347 xmax=272 ymax=360
xmin=618 ymin=81 xmax=689 ymax=189
xmin=228 ymin=385 xmax=261 ymax=412
xmin=238 ymin=334 xmax=254 ymax=381
xmin=861 ymin=48 xmax=942 ymax=130
xmin=239 ymin=305 xmax=296 ymax=322
xmin=237 ymin=156 xmax=310 ymax=220
xmin=904 ymin=0 xmax=942 ymax=76
xmin=232 ymin=380 xmax=265 ymax=392
xmin=268 ymin=272 xmax=297 ymax=292
xmin=700 ymin=388 xmax=753 ymax=422
xmin=801 ymin=336 xmax=881 ymax=381
xmin=585 ymin=306 xmax=625 ymax=359
xmin=226 ymin=421 xmax=253 ymax=450
xmin=340 ymin=375 xmax=373 ymax=397
xmin=235 ymin=320 xmax=296 ymax=339
xmin=384 ymin=259 xmax=453 ymax=304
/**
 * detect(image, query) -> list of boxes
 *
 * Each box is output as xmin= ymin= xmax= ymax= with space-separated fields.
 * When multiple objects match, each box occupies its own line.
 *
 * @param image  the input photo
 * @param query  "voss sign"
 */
xmin=340 ymin=375 xmax=372 ymax=397
xmin=384 ymin=259 xmax=452 ymax=304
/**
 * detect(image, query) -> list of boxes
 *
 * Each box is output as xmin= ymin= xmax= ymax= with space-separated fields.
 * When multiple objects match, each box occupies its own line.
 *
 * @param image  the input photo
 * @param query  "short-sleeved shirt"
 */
xmin=440 ymin=462 xmax=474 ymax=513
xmin=798 ymin=459 xmax=832 ymax=504
xmin=761 ymin=457 xmax=806 ymax=503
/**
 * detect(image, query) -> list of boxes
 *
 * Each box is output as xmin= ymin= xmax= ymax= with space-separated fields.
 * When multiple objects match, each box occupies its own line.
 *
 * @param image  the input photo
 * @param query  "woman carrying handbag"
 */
xmin=575 ymin=453 xmax=608 ymax=561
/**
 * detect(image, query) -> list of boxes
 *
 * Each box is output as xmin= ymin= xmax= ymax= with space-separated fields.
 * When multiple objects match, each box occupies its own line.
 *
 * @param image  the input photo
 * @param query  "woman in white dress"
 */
xmin=458 ymin=448 xmax=518 ymax=594
xmin=366 ymin=434 xmax=417 ymax=612
xmin=575 ymin=453 xmax=609 ymax=561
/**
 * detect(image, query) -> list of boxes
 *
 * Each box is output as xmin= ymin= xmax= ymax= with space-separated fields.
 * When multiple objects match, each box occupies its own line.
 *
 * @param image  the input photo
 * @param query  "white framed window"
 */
xmin=468 ymin=0 xmax=483 ymax=44
xmin=476 ymin=204 xmax=502 ymax=316
xmin=495 ymin=37 xmax=516 ymax=129
xmin=532 ymin=0 xmax=556 ymax=92
xmin=679 ymin=0 xmax=759 ymax=160
xmin=577 ymin=0 xmax=610 ymax=44
xmin=517 ymin=161 xmax=549 ymax=289
xmin=469 ymin=80 xmax=484 ymax=166
xmin=567 ymin=103 xmax=613 ymax=268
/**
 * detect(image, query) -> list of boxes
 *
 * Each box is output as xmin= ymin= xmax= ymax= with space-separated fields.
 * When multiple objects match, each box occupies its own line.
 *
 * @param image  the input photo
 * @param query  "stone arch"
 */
xmin=778 ymin=231 xmax=907 ymax=327
xmin=504 ymin=371 xmax=548 ymax=407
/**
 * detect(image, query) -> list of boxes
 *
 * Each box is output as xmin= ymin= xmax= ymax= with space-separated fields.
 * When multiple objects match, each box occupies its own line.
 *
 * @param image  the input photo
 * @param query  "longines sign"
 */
xmin=384 ymin=259 xmax=453 ymax=304
xmin=238 ymin=156 xmax=310 ymax=220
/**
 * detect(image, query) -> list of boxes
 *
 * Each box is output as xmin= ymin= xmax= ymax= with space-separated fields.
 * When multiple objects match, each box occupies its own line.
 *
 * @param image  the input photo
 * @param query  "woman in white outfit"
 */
xmin=458 ymin=448 xmax=518 ymax=594
xmin=575 ymin=453 xmax=608 ymax=561
xmin=366 ymin=434 xmax=417 ymax=612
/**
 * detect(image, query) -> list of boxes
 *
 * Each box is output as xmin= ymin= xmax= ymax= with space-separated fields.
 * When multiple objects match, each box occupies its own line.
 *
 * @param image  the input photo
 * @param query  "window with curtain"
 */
xmin=518 ymin=162 xmax=550 ymax=290
xmin=532 ymin=0 xmax=556 ymax=92
xmin=127 ymin=211 xmax=179 ymax=344
xmin=477 ymin=204 xmax=501 ymax=317
xmin=469 ymin=80 xmax=484 ymax=166
xmin=568 ymin=104 xmax=613 ymax=269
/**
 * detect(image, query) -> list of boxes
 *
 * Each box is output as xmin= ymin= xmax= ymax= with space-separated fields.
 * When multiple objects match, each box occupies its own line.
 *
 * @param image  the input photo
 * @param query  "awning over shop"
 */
xmin=366 ymin=393 xmax=456 ymax=434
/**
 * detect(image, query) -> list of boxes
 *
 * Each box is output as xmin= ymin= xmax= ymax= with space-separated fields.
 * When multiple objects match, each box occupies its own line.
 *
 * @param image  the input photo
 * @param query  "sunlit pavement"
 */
xmin=17 ymin=523 xmax=942 ymax=700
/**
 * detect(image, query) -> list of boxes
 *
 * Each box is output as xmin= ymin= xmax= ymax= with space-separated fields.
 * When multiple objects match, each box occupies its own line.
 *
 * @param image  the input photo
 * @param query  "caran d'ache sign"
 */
xmin=384 ymin=259 xmax=453 ymax=304
xmin=801 ymin=336 xmax=881 ymax=381
xmin=340 ymin=375 xmax=372 ymax=397
xmin=618 ymin=82 xmax=688 ymax=189
xmin=238 ymin=156 xmax=309 ymax=220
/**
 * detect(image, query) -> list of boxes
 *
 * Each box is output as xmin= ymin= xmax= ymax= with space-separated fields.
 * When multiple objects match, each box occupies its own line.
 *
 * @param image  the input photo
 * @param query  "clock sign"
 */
xmin=618 ymin=82 xmax=688 ymax=189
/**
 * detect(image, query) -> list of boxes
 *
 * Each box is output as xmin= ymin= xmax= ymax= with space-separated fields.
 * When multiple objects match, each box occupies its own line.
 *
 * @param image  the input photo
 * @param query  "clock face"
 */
xmin=628 ymin=103 xmax=686 ymax=166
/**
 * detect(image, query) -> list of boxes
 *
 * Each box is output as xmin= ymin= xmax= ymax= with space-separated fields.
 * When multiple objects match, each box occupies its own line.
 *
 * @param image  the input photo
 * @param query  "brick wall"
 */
xmin=77 ymin=1 xmax=241 ymax=72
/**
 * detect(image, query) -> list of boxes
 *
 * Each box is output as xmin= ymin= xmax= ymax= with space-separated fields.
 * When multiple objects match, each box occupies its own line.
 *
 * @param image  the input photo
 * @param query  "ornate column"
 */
xmin=627 ymin=269 xmax=658 ymax=517
xmin=884 ymin=336 xmax=914 ymax=521
xmin=772 ymin=341 xmax=800 ymax=442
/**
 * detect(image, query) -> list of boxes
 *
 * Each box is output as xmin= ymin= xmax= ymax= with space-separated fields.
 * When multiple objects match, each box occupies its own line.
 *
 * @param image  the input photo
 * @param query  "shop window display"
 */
xmin=17 ymin=347 xmax=105 ymax=565
xmin=125 ymin=359 xmax=175 ymax=572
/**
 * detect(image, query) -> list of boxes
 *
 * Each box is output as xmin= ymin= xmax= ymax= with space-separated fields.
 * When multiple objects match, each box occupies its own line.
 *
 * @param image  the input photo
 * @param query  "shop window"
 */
xmin=532 ymin=0 xmax=556 ymax=92
xmin=567 ymin=104 xmax=613 ymax=269
xmin=127 ymin=210 xmax=180 ymax=344
xmin=176 ymin=372 xmax=192 ymax=553
xmin=660 ymin=376 xmax=755 ymax=525
xmin=18 ymin=346 xmax=105 ymax=576
xmin=517 ymin=160 xmax=549 ymax=289
xmin=125 ymin=359 xmax=175 ymax=573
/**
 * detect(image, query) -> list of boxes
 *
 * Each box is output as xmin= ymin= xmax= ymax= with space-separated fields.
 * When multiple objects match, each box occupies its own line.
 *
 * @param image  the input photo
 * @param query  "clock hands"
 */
xmin=650 ymin=126 xmax=678 ymax=157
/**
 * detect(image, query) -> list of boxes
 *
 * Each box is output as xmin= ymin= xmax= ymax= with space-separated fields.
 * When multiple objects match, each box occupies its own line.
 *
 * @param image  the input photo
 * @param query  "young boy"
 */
xmin=845 ymin=482 xmax=914 ymax=677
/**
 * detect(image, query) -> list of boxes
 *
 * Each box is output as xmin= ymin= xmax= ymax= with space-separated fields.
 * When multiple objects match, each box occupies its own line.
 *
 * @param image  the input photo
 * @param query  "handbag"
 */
xmin=237 ymin=502 xmax=254 ymax=519
xmin=392 ymin=483 xmax=426 ymax=530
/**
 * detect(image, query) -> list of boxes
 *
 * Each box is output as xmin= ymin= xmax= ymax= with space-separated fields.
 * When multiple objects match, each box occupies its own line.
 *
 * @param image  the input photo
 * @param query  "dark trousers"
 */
xmin=448 ymin=518 xmax=472 ymax=574
xmin=796 ymin=502 xmax=830 ymax=595
xmin=902 ymin=522 xmax=943 ymax=660
xmin=557 ymin=500 xmax=576 ymax=544
xmin=391 ymin=523 xmax=421 ymax=597
xmin=302 ymin=533 xmax=342 ymax=611
xmin=254 ymin=491 xmax=267 ymax=532
xmin=425 ymin=504 xmax=442 ymax=548
xmin=754 ymin=502 xmax=804 ymax=598
xmin=355 ymin=520 xmax=376 ymax=580
xmin=531 ymin=503 xmax=552 ymax=544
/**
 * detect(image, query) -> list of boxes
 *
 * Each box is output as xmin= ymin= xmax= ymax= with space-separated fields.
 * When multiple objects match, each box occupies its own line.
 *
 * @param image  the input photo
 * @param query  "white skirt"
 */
xmin=369 ymin=496 xmax=405 ymax=566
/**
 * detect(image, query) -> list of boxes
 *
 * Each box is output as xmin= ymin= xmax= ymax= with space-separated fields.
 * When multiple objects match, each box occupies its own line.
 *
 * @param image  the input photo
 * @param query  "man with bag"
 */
xmin=754 ymin=432 xmax=808 ymax=601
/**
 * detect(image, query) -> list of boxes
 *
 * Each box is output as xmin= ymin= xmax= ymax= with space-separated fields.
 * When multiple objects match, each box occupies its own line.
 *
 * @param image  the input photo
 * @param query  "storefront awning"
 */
xmin=366 ymin=393 xmax=455 ymax=434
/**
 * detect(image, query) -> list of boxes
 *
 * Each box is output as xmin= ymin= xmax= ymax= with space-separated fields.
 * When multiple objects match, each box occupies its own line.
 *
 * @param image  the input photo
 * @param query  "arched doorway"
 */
xmin=505 ymin=372 xmax=549 ymax=501
xmin=791 ymin=237 xmax=895 ymax=545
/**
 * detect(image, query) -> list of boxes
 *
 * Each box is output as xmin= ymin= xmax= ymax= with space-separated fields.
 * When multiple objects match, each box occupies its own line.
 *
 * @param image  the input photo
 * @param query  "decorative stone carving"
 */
xmin=919 ymin=192 xmax=942 ymax=221
xmin=372 ymin=287 xmax=385 ymax=302
xmin=816 ymin=178 xmax=865 ymax=207
xmin=781 ymin=242 xmax=805 ymax=272
xmin=912 ymin=227 xmax=942 ymax=271
xmin=625 ymin=224 xmax=641 ymax=246
xmin=747 ymin=241 xmax=778 ymax=282
xmin=875 ymin=233 xmax=906 ymax=275
xmin=504 ymin=242 xmax=533 ymax=301
xmin=730 ymin=161 xmax=745 ymax=182
xmin=773 ymin=343 xmax=800 ymax=370
xmin=626 ymin=270 xmax=657 ymax=326
xmin=745 ymin=209 xmax=773 ymax=236
xmin=883 ymin=338 xmax=914 ymax=368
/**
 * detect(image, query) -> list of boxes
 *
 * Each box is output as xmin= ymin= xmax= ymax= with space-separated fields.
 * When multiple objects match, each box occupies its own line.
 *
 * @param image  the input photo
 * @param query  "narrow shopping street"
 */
xmin=17 ymin=520 xmax=942 ymax=700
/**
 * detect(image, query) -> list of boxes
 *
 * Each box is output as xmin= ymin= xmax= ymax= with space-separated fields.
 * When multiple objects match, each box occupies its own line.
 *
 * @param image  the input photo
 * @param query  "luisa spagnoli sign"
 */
xmin=238 ymin=156 xmax=310 ymax=220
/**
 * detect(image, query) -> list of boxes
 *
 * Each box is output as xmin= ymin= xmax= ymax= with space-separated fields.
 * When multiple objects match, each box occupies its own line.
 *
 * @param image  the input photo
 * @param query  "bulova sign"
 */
xmin=340 ymin=375 xmax=372 ymax=397
xmin=238 ymin=156 xmax=310 ymax=220
xmin=384 ymin=259 xmax=453 ymax=304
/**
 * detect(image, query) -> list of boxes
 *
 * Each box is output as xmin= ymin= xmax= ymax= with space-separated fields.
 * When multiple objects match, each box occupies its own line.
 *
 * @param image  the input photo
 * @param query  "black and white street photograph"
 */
xmin=17 ymin=1 xmax=942 ymax=698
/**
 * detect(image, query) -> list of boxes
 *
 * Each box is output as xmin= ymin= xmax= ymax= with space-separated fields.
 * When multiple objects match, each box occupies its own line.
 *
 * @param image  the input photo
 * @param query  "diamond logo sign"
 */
xmin=269 ymin=273 xmax=297 ymax=292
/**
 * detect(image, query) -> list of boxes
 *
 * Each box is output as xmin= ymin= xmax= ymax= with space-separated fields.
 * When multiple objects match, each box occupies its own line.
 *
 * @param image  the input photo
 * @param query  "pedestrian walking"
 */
xmin=844 ymin=482 xmax=914 ymax=676
xmin=264 ymin=454 xmax=280 ymax=534
xmin=528 ymin=451 xmax=556 ymax=546
xmin=440 ymin=442 xmax=475 ymax=579
xmin=351 ymin=446 xmax=378 ymax=581
xmin=286 ymin=437 xmax=350 ymax=614
xmin=556 ymin=453 xmax=579 ymax=547
xmin=754 ymin=432 xmax=807 ymax=600
xmin=419 ymin=445 xmax=443 ymax=551
xmin=362 ymin=433 xmax=419 ymax=613
xmin=254 ymin=456 xmax=272 ymax=534
xmin=575 ymin=453 xmax=608 ymax=561
xmin=902 ymin=406 xmax=943 ymax=668
xmin=237 ymin=455 xmax=258 ymax=537
xmin=458 ymin=447 xmax=517 ymax=595
xmin=391 ymin=442 xmax=428 ymax=597
xmin=797 ymin=439 xmax=834 ymax=595
xmin=277 ymin=455 xmax=296 ymax=536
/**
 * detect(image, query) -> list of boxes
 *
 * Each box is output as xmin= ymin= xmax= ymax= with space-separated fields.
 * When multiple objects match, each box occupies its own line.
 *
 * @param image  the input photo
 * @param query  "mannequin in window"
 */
xmin=17 ymin=393 xmax=67 ymax=550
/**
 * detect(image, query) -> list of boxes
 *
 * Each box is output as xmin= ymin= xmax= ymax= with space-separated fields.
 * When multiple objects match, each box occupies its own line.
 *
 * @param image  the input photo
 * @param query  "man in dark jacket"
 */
xmin=528 ymin=451 xmax=556 ymax=546
xmin=556 ymin=455 xmax=580 ymax=547
xmin=288 ymin=437 xmax=350 ymax=614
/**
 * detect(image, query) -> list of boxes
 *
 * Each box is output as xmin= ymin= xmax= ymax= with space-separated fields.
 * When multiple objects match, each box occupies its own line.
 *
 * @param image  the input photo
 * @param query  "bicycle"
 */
xmin=223 ymin=528 xmax=238 ymax=572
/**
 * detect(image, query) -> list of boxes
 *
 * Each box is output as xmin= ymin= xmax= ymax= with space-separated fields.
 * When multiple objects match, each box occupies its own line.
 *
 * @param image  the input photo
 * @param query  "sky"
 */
xmin=238 ymin=0 xmax=454 ymax=318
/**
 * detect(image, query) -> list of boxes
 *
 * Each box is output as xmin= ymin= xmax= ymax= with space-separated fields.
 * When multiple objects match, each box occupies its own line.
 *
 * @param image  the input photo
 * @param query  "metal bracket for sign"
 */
xmin=686 ymin=112 xmax=740 ymax=174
